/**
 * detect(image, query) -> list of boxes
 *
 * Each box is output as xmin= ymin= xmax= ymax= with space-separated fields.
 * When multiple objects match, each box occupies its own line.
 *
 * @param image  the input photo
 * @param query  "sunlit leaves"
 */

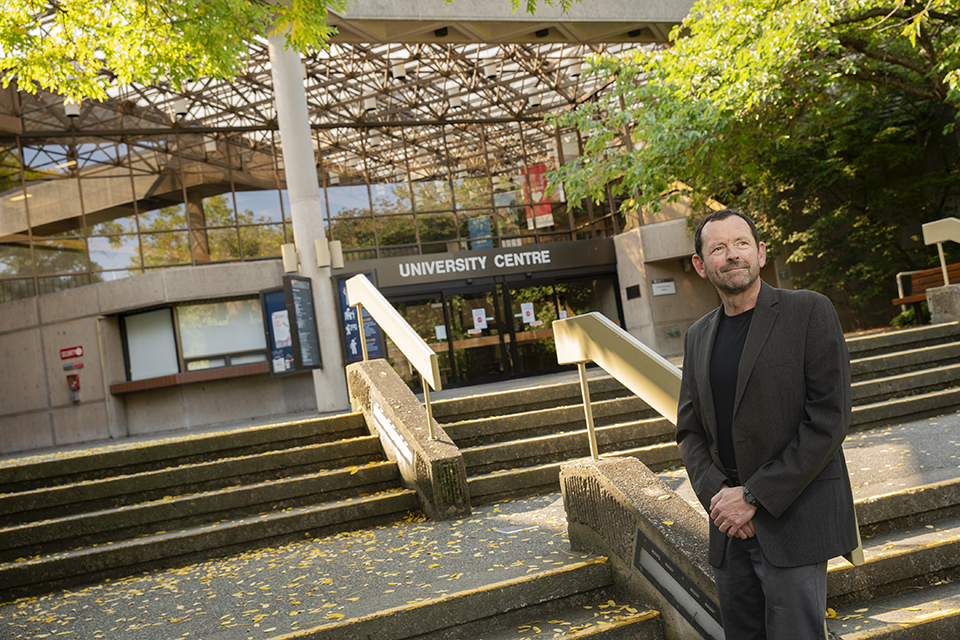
xmin=0 ymin=0 xmax=348 ymax=102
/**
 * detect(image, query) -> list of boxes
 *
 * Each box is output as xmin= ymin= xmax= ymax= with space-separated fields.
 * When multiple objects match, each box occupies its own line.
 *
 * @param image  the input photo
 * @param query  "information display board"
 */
xmin=260 ymin=275 xmax=323 ymax=376
xmin=336 ymin=274 xmax=383 ymax=363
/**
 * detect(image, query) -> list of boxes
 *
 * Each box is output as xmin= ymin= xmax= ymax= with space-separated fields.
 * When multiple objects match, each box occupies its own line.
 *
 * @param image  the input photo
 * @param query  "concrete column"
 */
xmin=267 ymin=31 xmax=349 ymax=412
xmin=186 ymin=192 xmax=210 ymax=262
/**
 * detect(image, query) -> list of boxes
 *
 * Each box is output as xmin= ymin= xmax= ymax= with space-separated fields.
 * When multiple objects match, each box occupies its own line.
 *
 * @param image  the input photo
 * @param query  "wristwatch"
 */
xmin=742 ymin=486 xmax=760 ymax=508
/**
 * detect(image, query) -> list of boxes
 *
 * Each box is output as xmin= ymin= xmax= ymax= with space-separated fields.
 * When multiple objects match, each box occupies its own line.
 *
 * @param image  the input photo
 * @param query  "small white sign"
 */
xmin=652 ymin=279 xmax=676 ymax=296
xmin=472 ymin=308 xmax=488 ymax=330
xmin=521 ymin=302 xmax=535 ymax=324
xmin=558 ymin=310 xmax=568 ymax=320
xmin=435 ymin=324 xmax=447 ymax=340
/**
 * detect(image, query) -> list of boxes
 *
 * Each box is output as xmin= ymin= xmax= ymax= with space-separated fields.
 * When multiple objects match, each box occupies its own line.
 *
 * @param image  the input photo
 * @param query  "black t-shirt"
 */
xmin=710 ymin=308 xmax=754 ymax=472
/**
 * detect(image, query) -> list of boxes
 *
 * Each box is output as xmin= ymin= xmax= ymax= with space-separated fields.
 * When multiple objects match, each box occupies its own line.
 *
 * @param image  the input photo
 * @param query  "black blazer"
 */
xmin=676 ymin=281 xmax=859 ymax=567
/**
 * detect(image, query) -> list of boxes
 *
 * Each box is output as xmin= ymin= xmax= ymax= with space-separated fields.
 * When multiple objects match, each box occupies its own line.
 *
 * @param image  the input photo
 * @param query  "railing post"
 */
xmin=354 ymin=302 xmax=369 ymax=361
xmin=577 ymin=362 xmax=599 ymax=461
xmin=938 ymin=242 xmax=950 ymax=285
xmin=423 ymin=373 xmax=437 ymax=440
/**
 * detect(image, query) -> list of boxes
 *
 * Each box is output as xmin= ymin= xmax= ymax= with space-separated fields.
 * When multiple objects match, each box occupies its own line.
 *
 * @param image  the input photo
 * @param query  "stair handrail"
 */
xmin=554 ymin=312 xmax=682 ymax=460
xmin=922 ymin=216 xmax=960 ymax=285
xmin=345 ymin=273 xmax=442 ymax=439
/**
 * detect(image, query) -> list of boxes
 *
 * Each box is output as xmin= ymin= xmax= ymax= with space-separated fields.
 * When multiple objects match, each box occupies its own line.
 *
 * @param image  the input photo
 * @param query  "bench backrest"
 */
xmin=907 ymin=262 xmax=960 ymax=295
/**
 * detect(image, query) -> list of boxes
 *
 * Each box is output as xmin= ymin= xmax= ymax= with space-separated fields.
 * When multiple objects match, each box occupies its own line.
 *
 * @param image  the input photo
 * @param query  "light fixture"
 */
xmin=536 ymin=28 xmax=549 ymax=38
xmin=204 ymin=136 xmax=217 ymax=154
xmin=369 ymin=131 xmax=381 ymax=146
xmin=434 ymin=27 xmax=448 ymax=38
xmin=570 ymin=62 xmax=582 ymax=78
xmin=392 ymin=63 xmax=407 ymax=80
xmin=329 ymin=173 xmax=340 ymax=186
xmin=483 ymin=62 xmax=498 ymax=79
xmin=281 ymin=243 xmax=299 ymax=273
xmin=64 ymin=99 xmax=80 ymax=118
xmin=528 ymin=93 xmax=541 ymax=107
xmin=172 ymin=97 xmax=187 ymax=117
xmin=315 ymin=237 xmax=331 ymax=267
xmin=329 ymin=240 xmax=344 ymax=269
xmin=449 ymin=94 xmax=462 ymax=109
xmin=363 ymin=96 xmax=377 ymax=112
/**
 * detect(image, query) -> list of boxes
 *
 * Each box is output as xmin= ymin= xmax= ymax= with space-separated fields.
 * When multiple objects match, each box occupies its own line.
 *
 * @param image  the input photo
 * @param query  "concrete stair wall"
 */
xmin=0 ymin=412 xmax=418 ymax=600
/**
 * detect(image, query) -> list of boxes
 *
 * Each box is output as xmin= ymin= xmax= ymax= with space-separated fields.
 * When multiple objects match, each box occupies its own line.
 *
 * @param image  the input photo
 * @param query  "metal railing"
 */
xmin=923 ymin=217 xmax=960 ymax=285
xmin=553 ymin=312 xmax=682 ymax=460
xmin=345 ymin=273 xmax=442 ymax=439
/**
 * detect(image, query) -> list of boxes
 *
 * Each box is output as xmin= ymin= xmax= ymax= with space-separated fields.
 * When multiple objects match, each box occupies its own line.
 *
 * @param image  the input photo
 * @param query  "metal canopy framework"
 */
xmin=0 ymin=6 xmax=685 ymax=301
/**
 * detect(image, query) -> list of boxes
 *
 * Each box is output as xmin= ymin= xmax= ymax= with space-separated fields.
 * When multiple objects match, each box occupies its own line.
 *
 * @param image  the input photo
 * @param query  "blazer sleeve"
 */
xmin=676 ymin=325 xmax=729 ymax=509
xmin=745 ymin=294 xmax=852 ymax=518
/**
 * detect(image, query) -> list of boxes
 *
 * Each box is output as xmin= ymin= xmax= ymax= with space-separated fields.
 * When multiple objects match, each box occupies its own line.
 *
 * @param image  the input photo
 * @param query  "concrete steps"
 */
xmin=435 ymin=322 xmax=960 ymax=506
xmin=0 ymin=412 xmax=417 ymax=601
xmin=825 ymin=478 xmax=960 ymax=638
xmin=256 ymin=557 xmax=663 ymax=640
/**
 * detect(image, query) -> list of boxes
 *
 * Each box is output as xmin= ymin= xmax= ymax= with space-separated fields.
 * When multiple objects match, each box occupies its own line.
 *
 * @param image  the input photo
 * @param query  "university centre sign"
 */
xmin=361 ymin=238 xmax=616 ymax=288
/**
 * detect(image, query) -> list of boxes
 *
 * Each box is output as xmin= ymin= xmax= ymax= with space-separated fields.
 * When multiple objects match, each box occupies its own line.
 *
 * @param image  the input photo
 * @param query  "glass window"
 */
xmin=33 ymin=237 xmax=89 ymax=274
xmin=418 ymin=211 xmax=457 ymax=244
xmin=177 ymin=299 xmax=266 ymax=362
xmin=88 ymin=235 xmax=141 ymax=271
xmin=140 ymin=231 xmax=192 ymax=266
xmin=200 ymin=194 xmax=237 ymax=227
xmin=412 ymin=179 xmax=453 ymax=212
xmin=239 ymin=224 xmax=284 ymax=258
xmin=124 ymin=308 xmax=179 ymax=381
xmin=458 ymin=210 xmax=496 ymax=250
xmin=234 ymin=190 xmax=283 ymax=224
xmin=376 ymin=214 xmax=417 ymax=246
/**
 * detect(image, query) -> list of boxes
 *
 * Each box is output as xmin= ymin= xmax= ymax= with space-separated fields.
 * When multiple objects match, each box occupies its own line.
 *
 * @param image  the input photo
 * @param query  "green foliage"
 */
xmin=550 ymin=0 xmax=960 ymax=316
xmin=0 ymin=0 xmax=348 ymax=102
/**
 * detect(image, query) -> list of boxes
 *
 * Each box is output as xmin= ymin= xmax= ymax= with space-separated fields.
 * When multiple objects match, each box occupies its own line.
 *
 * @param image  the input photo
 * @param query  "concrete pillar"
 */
xmin=928 ymin=284 xmax=960 ymax=324
xmin=267 ymin=31 xmax=349 ymax=412
xmin=186 ymin=192 xmax=210 ymax=262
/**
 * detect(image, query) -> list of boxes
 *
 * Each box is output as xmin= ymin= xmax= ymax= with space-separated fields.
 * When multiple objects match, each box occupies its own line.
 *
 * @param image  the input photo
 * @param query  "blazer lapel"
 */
xmin=696 ymin=306 xmax=724 ymax=440
xmin=733 ymin=282 xmax=779 ymax=417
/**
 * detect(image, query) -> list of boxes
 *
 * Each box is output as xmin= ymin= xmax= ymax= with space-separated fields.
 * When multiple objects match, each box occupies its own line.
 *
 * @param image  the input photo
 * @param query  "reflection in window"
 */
xmin=418 ymin=211 xmax=457 ymax=244
xmin=177 ymin=298 xmax=267 ymax=371
xmin=376 ymin=215 xmax=417 ymax=246
xmin=459 ymin=210 xmax=496 ymax=250
xmin=234 ymin=190 xmax=284 ymax=224
xmin=89 ymin=235 xmax=141 ymax=271
xmin=239 ymin=224 xmax=284 ymax=258
xmin=412 ymin=180 xmax=452 ymax=212
xmin=140 ymin=231 xmax=192 ymax=266
xmin=33 ymin=237 xmax=89 ymax=274
xmin=370 ymin=181 xmax=412 ymax=215
xmin=140 ymin=202 xmax=187 ymax=231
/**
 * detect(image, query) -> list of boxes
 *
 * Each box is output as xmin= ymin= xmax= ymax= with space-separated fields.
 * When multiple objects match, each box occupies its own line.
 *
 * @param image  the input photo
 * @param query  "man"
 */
xmin=676 ymin=209 xmax=859 ymax=639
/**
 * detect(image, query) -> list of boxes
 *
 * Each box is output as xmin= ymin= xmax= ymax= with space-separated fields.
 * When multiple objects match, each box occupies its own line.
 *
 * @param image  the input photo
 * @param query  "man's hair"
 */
xmin=694 ymin=209 xmax=761 ymax=258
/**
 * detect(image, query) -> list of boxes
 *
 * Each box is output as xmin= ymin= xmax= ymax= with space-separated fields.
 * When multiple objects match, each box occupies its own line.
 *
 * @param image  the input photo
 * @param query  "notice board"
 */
xmin=261 ymin=275 xmax=323 ymax=376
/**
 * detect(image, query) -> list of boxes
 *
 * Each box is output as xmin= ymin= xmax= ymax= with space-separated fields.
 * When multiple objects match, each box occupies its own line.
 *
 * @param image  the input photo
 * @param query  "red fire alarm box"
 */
xmin=67 ymin=374 xmax=81 ymax=402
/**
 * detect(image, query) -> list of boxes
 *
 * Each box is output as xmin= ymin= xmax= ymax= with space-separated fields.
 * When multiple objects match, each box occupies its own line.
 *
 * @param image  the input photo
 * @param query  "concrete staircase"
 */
xmin=2 ymin=321 xmax=958 ymax=639
xmin=0 ymin=412 xmax=418 ymax=601
xmin=432 ymin=322 xmax=960 ymax=506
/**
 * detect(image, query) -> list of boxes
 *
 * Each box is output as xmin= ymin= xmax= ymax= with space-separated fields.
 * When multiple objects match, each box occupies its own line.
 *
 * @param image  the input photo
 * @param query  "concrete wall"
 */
xmin=0 ymin=260 xmax=328 ymax=456
xmin=615 ymin=219 xmax=720 ymax=358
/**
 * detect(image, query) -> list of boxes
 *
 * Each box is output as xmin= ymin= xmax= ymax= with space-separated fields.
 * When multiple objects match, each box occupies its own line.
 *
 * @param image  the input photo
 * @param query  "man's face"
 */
xmin=692 ymin=216 xmax=766 ymax=296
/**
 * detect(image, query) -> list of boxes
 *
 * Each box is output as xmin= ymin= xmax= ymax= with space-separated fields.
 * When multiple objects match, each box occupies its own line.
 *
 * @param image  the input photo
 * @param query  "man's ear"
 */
xmin=758 ymin=242 xmax=767 ymax=268
xmin=692 ymin=253 xmax=708 ymax=279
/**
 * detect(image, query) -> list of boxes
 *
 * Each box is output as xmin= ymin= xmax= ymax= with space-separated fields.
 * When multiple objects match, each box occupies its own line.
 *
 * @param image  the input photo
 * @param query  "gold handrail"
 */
xmin=554 ymin=312 xmax=682 ymax=460
xmin=922 ymin=217 xmax=960 ymax=285
xmin=345 ymin=273 xmax=442 ymax=439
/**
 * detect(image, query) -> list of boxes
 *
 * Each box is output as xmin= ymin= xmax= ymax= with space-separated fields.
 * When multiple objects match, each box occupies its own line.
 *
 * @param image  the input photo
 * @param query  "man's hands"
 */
xmin=710 ymin=484 xmax=757 ymax=539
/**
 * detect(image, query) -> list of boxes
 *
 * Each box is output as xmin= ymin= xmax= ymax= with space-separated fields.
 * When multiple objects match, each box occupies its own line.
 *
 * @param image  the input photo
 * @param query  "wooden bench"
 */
xmin=893 ymin=262 xmax=960 ymax=321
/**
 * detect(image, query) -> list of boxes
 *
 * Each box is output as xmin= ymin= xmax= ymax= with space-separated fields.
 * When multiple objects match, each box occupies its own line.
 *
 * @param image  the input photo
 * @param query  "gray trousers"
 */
xmin=714 ymin=535 xmax=828 ymax=640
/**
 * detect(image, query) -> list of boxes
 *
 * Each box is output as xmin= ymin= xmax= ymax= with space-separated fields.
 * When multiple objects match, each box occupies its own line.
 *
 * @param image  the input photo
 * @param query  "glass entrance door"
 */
xmin=505 ymin=283 xmax=562 ymax=376
xmin=444 ymin=289 xmax=509 ymax=385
